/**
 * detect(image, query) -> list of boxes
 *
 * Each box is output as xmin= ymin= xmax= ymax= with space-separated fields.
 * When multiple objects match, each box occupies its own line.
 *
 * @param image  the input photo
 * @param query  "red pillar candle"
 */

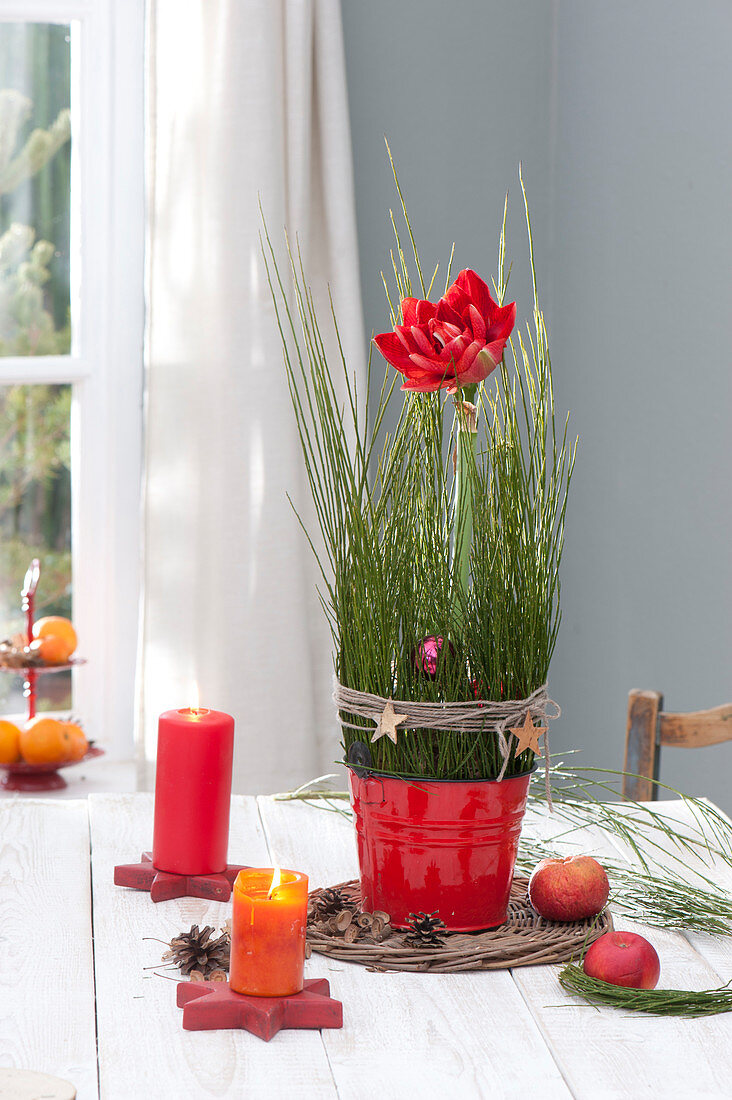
xmin=152 ymin=707 xmax=235 ymax=875
xmin=230 ymin=868 xmax=309 ymax=996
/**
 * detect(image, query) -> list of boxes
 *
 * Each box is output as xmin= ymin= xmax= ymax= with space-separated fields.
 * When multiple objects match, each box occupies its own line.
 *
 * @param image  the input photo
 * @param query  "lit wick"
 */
xmin=268 ymin=866 xmax=282 ymax=899
xmin=187 ymin=682 xmax=208 ymax=719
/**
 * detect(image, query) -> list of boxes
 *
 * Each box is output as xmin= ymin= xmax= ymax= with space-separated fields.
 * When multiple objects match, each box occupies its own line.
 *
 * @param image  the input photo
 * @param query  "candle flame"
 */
xmin=189 ymin=681 xmax=200 ymax=716
xmin=268 ymin=865 xmax=282 ymax=899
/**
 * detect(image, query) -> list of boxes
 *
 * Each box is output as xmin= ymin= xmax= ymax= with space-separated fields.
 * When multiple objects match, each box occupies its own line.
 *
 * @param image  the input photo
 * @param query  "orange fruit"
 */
xmin=31 ymin=616 xmax=77 ymax=662
xmin=19 ymin=716 xmax=69 ymax=766
xmin=0 ymin=720 xmax=22 ymax=764
xmin=62 ymin=722 xmax=88 ymax=763
xmin=36 ymin=634 xmax=72 ymax=664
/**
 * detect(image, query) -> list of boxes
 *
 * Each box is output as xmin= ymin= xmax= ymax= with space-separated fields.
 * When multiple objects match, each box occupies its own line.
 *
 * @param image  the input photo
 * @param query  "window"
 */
xmin=0 ymin=1 xmax=144 ymax=757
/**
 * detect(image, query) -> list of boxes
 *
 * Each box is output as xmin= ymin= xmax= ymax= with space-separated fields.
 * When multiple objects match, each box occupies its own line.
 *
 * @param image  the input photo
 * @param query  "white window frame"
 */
xmin=0 ymin=0 xmax=145 ymax=759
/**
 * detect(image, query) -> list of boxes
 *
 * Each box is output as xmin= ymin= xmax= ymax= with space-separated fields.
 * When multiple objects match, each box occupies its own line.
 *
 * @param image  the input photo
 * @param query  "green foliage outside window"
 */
xmin=0 ymin=24 xmax=73 ymax=669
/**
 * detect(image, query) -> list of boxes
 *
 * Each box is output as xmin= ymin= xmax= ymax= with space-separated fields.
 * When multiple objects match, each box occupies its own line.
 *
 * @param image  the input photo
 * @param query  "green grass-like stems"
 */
xmin=531 ymin=762 xmax=732 ymax=878
xmin=261 ymin=165 xmax=575 ymax=781
xmin=559 ymin=964 xmax=732 ymax=1017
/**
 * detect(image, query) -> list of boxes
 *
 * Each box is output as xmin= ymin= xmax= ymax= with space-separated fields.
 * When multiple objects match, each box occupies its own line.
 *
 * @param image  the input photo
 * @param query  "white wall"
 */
xmin=341 ymin=0 xmax=732 ymax=809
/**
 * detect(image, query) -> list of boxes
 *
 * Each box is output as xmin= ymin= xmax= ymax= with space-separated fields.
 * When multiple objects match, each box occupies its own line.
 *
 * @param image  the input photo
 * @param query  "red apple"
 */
xmin=528 ymin=855 xmax=610 ymax=921
xmin=583 ymin=930 xmax=660 ymax=989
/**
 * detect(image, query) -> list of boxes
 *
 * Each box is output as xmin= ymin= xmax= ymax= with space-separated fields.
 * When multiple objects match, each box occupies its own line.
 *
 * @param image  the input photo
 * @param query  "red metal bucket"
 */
xmin=348 ymin=768 xmax=532 ymax=931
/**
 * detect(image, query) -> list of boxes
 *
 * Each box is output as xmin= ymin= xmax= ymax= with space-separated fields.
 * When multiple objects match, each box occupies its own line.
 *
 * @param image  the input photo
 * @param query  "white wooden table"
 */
xmin=3 ymin=792 xmax=732 ymax=1099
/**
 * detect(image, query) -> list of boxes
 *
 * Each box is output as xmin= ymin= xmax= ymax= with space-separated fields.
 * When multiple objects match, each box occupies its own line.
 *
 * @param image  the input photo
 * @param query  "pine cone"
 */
xmin=310 ymin=887 xmax=354 ymax=921
xmin=162 ymin=924 xmax=230 ymax=977
xmin=405 ymin=911 xmax=447 ymax=948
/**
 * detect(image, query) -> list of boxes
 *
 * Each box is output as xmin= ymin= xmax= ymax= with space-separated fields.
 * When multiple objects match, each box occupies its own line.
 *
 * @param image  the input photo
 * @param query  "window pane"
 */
xmin=0 ymin=383 xmax=72 ymax=714
xmin=0 ymin=23 xmax=71 ymax=356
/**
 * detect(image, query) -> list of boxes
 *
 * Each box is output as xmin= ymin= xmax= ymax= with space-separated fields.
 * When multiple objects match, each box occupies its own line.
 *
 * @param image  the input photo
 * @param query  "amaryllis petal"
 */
xmin=410 ymin=325 xmax=434 ymax=356
xmin=467 ymin=303 xmax=486 ymax=340
xmin=394 ymin=327 xmax=413 ymax=353
xmin=456 ymin=346 xmax=499 ymax=386
xmin=408 ymin=352 xmax=455 ymax=378
xmin=415 ymin=299 xmax=437 ymax=323
xmin=434 ymin=298 xmax=464 ymax=328
xmin=460 ymin=340 xmax=484 ymax=371
xmin=373 ymin=331 xmax=415 ymax=372
xmin=454 ymin=269 xmax=497 ymax=321
xmin=402 ymin=297 xmax=438 ymax=326
xmin=441 ymin=283 xmax=471 ymax=319
xmin=443 ymin=332 xmax=471 ymax=365
xmin=401 ymin=378 xmax=449 ymax=392
xmin=482 ymin=338 xmax=508 ymax=366
xmin=400 ymin=366 xmax=453 ymax=391
xmin=489 ymin=300 xmax=517 ymax=341
xmin=400 ymin=298 xmax=420 ymax=326
xmin=430 ymin=318 xmax=463 ymax=344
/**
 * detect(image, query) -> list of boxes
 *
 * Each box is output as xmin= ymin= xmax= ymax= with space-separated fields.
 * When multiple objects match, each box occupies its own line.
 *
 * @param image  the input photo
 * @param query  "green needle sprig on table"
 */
xmin=559 ymin=965 xmax=732 ymax=1018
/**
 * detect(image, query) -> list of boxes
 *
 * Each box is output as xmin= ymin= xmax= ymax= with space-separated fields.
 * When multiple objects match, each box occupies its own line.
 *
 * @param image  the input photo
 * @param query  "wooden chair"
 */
xmin=622 ymin=689 xmax=732 ymax=801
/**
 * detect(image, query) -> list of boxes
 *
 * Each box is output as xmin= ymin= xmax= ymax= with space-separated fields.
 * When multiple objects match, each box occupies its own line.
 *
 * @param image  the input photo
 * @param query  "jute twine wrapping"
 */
xmin=333 ymin=678 xmax=560 ymax=804
xmin=308 ymin=878 xmax=612 ymax=973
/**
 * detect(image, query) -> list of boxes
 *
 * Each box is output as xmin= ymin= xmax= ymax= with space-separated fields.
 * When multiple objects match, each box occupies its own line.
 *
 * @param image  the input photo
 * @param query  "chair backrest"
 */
xmin=622 ymin=689 xmax=732 ymax=801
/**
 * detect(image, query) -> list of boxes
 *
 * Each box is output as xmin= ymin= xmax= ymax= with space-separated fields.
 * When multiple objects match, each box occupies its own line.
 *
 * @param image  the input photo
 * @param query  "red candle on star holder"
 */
xmin=152 ymin=707 xmax=235 ymax=875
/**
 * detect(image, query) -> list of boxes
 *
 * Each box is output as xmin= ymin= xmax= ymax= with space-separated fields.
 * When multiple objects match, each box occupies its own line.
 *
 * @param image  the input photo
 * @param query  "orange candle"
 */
xmin=230 ymin=868 xmax=309 ymax=996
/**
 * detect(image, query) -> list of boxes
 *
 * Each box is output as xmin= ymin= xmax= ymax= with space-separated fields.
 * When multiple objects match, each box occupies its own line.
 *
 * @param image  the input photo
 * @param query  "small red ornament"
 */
xmin=470 ymin=678 xmax=505 ymax=701
xmin=177 ymin=977 xmax=343 ymax=1040
xmin=412 ymin=635 xmax=455 ymax=679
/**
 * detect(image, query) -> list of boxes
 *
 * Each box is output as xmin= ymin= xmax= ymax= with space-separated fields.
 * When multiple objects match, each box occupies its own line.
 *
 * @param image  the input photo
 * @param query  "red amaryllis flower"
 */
xmin=373 ymin=269 xmax=516 ymax=393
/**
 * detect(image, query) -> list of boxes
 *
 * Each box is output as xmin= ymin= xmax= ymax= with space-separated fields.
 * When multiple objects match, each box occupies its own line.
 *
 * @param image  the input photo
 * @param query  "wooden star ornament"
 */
xmin=509 ymin=709 xmax=547 ymax=757
xmin=371 ymin=700 xmax=408 ymax=745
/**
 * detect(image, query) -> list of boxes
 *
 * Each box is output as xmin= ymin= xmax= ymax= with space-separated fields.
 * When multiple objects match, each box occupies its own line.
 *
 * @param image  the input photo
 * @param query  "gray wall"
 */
xmin=341 ymin=0 xmax=732 ymax=809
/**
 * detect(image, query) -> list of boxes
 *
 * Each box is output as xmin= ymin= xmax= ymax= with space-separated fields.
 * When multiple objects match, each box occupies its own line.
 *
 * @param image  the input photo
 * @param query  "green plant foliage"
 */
xmin=262 ymin=167 xmax=575 ymax=781
xmin=0 ymin=65 xmax=73 ymax=635
xmin=0 ymin=90 xmax=71 ymax=197
xmin=0 ymin=224 xmax=70 ymax=355
xmin=0 ymin=384 xmax=72 ymax=630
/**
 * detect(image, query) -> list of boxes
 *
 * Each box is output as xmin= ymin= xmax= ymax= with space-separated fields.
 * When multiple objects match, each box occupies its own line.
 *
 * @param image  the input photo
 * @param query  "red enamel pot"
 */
xmin=347 ymin=767 xmax=533 ymax=931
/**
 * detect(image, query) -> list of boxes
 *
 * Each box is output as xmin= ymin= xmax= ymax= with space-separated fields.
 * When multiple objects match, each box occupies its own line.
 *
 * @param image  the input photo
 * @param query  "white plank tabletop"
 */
xmin=0 ymin=799 xmax=97 ymax=1098
xmin=2 ymin=792 xmax=732 ymax=1099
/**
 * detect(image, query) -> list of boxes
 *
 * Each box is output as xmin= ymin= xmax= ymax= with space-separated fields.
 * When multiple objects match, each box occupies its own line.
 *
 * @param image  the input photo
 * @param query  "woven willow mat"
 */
xmin=307 ymin=877 xmax=613 ymax=974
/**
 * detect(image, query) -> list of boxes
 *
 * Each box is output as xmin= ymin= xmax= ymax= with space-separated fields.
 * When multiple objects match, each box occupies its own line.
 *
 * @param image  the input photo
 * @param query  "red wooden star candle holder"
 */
xmin=177 ymin=978 xmax=343 ymax=1041
xmin=114 ymin=851 xmax=249 ymax=902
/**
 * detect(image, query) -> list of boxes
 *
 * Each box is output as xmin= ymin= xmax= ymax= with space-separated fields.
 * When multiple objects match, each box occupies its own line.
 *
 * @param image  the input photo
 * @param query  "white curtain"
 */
xmin=141 ymin=0 xmax=365 ymax=793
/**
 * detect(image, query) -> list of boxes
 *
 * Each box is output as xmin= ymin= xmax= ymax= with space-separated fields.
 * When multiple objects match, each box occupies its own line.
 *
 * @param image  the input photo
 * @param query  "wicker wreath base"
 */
xmin=307 ymin=877 xmax=613 ymax=974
